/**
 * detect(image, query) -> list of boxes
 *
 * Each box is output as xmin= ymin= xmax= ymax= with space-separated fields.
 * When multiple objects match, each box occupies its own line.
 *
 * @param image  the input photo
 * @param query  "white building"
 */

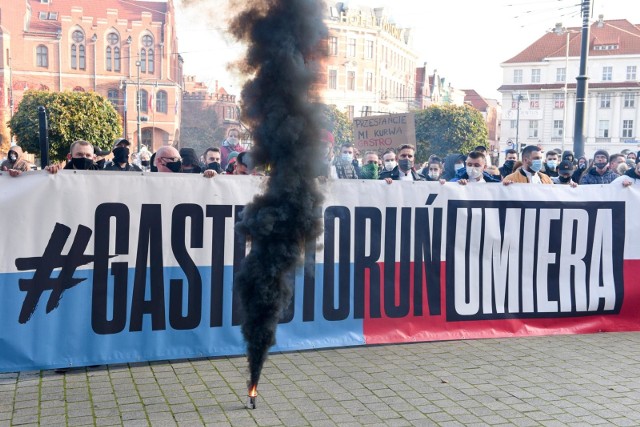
xmin=499 ymin=17 xmax=640 ymax=158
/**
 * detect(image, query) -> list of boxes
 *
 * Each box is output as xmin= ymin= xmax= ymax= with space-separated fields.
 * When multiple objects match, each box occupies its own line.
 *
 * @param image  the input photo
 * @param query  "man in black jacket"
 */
xmin=380 ymin=144 xmax=425 ymax=183
xmin=103 ymin=138 xmax=142 ymax=172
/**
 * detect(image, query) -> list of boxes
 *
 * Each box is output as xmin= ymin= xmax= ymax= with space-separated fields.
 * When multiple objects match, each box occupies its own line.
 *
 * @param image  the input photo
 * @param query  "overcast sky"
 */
xmin=175 ymin=0 xmax=640 ymax=101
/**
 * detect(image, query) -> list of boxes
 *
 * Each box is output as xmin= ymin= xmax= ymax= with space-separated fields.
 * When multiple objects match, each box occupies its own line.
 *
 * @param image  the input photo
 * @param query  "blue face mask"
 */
xmin=530 ymin=159 xmax=543 ymax=172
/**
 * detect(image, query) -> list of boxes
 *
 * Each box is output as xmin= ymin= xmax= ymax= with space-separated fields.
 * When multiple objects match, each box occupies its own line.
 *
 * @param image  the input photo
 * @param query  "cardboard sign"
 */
xmin=352 ymin=112 xmax=416 ymax=152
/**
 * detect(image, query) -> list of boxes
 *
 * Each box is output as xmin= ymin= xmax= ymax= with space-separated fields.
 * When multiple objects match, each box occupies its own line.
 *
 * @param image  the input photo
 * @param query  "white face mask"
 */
xmin=384 ymin=160 xmax=397 ymax=171
xmin=454 ymin=163 xmax=464 ymax=171
xmin=341 ymin=153 xmax=353 ymax=163
xmin=466 ymin=166 xmax=483 ymax=180
xmin=428 ymin=171 xmax=440 ymax=180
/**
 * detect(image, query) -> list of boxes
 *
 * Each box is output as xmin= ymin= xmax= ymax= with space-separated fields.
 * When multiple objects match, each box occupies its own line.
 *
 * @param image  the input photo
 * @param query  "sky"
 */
xmin=174 ymin=0 xmax=640 ymax=102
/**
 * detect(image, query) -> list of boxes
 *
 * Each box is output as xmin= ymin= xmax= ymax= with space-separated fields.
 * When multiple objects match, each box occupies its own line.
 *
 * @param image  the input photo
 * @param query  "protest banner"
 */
xmin=352 ymin=112 xmax=416 ymax=152
xmin=0 ymin=171 xmax=638 ymax=372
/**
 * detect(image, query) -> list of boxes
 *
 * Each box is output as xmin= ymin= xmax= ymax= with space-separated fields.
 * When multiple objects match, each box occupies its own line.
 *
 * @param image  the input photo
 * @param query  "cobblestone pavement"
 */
xmin=2 ymin=332 xmax=640 ymax=426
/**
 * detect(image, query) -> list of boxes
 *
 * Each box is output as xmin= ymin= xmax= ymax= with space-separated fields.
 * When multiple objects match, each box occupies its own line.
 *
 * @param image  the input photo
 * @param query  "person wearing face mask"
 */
xmin=579 ymin=150 xmax=618 ymax=185
xmin=541 ymin=151 xmax=559 ymax=178
xmin=450 ymin=151 xmax=501 ymax=185
xmin=62 ymin=140 xmax=101 ymax=171
xmin=1 ymin=145 xmax=33 ymax=173
xmin=613 ymin=156 xmax=640 ymax=187
xmin=154 ymin=145 xmax=183 ymax=173
xmin=551 ymin=160 xmax=578 ymax=186
xmin=380 ymin=144 xmax=425 ymax=183
xmin=359 ymin=151 xmax=380 ymax=179
xmin=381 ymin=149 xmax=397 ymax=173
xmin=334 ymin=142 xmax=359 ymax=179
xmin=441 ymin=153 xmax=466 ymax=181
xmin=422 ymin=157 xmax=443 ymax=182
xmin=503 ymin=145 xmax=553 ymax=185
xmin=104 ymin=138 xmax=142 ymax=172
xmin=179 ymin=147 xmax=204 ymax=173
xmin=499 ymin=149 xmax=518 ymax=178
xmin=220 ymin=128 xmax=244 ymax=170
xmin=203 ymin=147 xmax=223 ymax=176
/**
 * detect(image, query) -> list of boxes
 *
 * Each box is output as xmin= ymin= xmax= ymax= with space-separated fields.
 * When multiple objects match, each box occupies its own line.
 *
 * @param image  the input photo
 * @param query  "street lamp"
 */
xmin=512 ymin=91 xmax=528 ymax=154
xmin=136 ymin=60 xmax=141 ymax=153
xmin=552 ymin=23 xmax=580 ymax=152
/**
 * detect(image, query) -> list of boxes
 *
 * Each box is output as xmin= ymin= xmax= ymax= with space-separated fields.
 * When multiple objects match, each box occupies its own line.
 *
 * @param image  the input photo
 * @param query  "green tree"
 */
xmin=8 ymin=90 xmax=122 ymax=163
xmin=180 ymin=101 xmax=224 ymax=157
xmin=0 ymin=114 xmax=11 ymax=156
xmin=414 ymin=104 xmax=488 ymax=163
xmin=320 ymin=104 xmax=352 ymax=147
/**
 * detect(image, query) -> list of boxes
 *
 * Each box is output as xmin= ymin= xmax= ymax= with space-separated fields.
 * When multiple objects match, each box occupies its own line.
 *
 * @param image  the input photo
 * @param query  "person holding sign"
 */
xmin=379 ymin=144 xmax=425 ymax=184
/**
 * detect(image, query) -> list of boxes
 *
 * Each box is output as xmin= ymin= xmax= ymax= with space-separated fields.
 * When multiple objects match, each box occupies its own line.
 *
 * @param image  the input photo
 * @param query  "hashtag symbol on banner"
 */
xmin=15 ymin=222 xmax=95 ymax=324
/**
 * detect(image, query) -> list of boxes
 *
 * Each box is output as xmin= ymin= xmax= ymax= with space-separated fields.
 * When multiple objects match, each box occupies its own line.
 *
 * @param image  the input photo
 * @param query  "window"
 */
xmin=147 ymin=49 xmax=154 ymax=74
xmin=79 ymin=45 xmax=85 ymax=70
xmin=107 ymin=33 xmax=119 ymax=45
xmin=346 ymin=105 xmax=354 ymax=120
xmin=328 ymin=69 xmax=337 ymax=89
xmin=107 ymin=89 xmax=119 ymax=108
xmin=510 ymin=120 xmax=517 ymax=129
xmin=556 ymin=67 xmax=566 ymax=82
xmin=156 ymin=90 xmax=168 ymax=113
xmin=528 ymin=121 xmax=539 ymax=138
xmin=347 ymin=38 xmax=356 ymax=57
xmin=72 ymin=30 xmax=84 ymax=43
xmin=71 ymin=44 xmax=77 ymax=69
xmin=598 ymin=120 xmax=609 ymax=138
xmin=361 ymin=105 xmax=372 ymax=116
xmin=553 ymin=120 xmax=564 ymax=137
xmin=553 ymin=93 xmax=564 ymax=109
xmin=36 ymin=45 xmax=48 ymax=67
xmin=142 ymin=128 xmax=152 ymax=148
xmin=624 ymin=93 xmax=636 ymax=108
xmin=329 ymin=37 xmax=338 ymax=56
xmin=531 ymin=69 xmax=541 ymax=83
xmin=138 ymin=89 xmax=148 ymax=113
xmin=347 ymin=71 xmax=355 ymax=90
xmin=623 ymin=120 xmax=634 ymax=138
xmin=140 ymin=49 xmax=147 ymax=73
xmin=365 ymin=40 xmax=374 ymax=59
xmin=365 ymin=72 xmax=373 ymax=91
xmin=513 ymin=69 xmax=523 ymax=83
xmin=106 ymin=47 xmax=112 ymax=71
xmin=529 ymin=93 xmax=540 ymax=109
xmin=142 ymin=35 xmax=153 ymax=48
xmin=600 ymin=93 xmax=611 ymax=108
xmin=602 ymin=66 xmax=612 ymax=81
xmin=114 ymin=47 xmax=121 ymax=72
xmin=39 ymin=11 xmax=47 ymax=20
xmin=627 ymin=66 xmax=637 ymax=81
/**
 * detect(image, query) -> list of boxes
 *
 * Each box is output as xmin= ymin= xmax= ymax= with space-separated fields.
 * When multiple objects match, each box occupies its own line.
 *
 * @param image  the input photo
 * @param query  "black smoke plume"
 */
xmin=228 ymin=0 xmax=328 ymax=391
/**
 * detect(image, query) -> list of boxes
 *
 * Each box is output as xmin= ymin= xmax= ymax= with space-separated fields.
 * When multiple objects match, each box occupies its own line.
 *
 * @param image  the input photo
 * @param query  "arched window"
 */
xmin=142 ymin=128 xmax=153 ymax=148
xmin=140 ymin=49 xmax=147 ymax=73
xmin=139 ymin=89 xmax=148 ymax=113
xmin=107 ymin=89 xmax=119 ymax=108
xmin=79 ymin=45 xmax=86 ymax=70
xmin=70 ymin=44 xmax=77 ymax=69
xmin=36 ymin=45 xmax=48 ymax=67
xmin=156 ymin=90 xmax=167 ymax=113
xmin=106 ymin=47 xmax=112 ymax=71
xmin=141 ymin=35 xmax=154 ymax=74
xmin=114 ymin=47 xmax=121 ymax=72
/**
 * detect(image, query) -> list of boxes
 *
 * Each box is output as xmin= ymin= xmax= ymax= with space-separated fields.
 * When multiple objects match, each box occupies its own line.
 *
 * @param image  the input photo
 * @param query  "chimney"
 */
xmin=597 ymin=14 xmax=604 ymax=27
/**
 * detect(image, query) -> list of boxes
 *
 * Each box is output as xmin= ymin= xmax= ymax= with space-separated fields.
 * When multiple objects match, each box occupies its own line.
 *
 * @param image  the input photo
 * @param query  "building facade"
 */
xmin=499 ymin=17 xmax=640 ymax=157
xmin=320 ymin=3 xmax=419 ymax=120
xmin=0 ymin=0 xmax=183 ymax=152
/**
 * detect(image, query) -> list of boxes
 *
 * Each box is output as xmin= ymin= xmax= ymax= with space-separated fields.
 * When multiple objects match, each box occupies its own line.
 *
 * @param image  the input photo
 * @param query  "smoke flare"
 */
xmin=229 ymin=0 xmax=328 ymax=390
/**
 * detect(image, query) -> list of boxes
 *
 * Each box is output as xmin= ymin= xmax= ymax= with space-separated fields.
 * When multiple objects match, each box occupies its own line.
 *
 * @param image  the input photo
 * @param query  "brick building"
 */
xmin=0 ymin=0 xmax=183 ymax=151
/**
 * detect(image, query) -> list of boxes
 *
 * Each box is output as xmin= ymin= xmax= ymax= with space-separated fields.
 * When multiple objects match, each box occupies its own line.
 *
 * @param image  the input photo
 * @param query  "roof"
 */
xmin=463 ymin=89 xmax=490 ymax=111
xmin=28 ymin=0 xmax=168 ymax=33
xmin=503 ymin=19 xmax=640 ymax=64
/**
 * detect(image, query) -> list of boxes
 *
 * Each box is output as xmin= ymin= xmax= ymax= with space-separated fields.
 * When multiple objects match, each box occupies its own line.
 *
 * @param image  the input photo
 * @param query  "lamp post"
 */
xmin=573 ymin=0 xmax=593 ymax=158
xmin=552 ymin=23 xmax=580 ymax=152
xmin=512 ymin=92 xmax=528 ymax=154
xmin=136 ymin=60 xmax=141 ymax=153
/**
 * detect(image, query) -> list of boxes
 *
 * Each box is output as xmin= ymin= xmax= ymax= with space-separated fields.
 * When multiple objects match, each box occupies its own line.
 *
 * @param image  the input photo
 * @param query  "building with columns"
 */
xmin=0 ymin=0 xmax=183 ymax=151
xmin=499 ymin=17 xmax=640 ymax=157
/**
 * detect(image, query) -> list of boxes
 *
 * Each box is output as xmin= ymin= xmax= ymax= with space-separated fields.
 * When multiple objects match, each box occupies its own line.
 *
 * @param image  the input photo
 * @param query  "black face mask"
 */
xmin=71 ymin=157 xmax=94 ymax=170
xmin=165 ymin=160 xmax=182 ymax=173
xmin=96 ymin=159 xmax=106 ymax=169
xmin=113 ymin=146 xmax=130 ymax=164
xmin=558 ymin=175 xmax=571 ymax=183
xmin=141 ymin=160 xmax=150 ymax=167
xmin=503 ymin=160 xmax=515 ymax=170
xmin=207 ymin=162 xmax=222 ymax=173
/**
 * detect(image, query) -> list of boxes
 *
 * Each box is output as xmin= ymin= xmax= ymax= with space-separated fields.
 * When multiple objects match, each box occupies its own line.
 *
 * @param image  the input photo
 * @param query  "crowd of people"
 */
xmin=2 ymin=129 xmax=640 ymax=189
xmin=325 ymin=138 xmax=640 ymax=188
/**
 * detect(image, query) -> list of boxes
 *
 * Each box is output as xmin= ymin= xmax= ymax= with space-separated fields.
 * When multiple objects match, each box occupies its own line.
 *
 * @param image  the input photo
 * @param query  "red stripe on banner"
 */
xmin=363 ymin=260 xmax=640 ymax=344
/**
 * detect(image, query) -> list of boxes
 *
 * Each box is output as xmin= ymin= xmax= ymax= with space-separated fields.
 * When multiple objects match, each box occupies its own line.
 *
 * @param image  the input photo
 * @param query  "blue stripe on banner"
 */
xmin=0 ymin=264 xmax=363 ymax=372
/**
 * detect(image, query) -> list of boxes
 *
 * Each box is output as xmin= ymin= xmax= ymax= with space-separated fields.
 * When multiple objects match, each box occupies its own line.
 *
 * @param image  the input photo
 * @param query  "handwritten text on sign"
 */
xmin=352 ymin=113 xmax=416 ymax=151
